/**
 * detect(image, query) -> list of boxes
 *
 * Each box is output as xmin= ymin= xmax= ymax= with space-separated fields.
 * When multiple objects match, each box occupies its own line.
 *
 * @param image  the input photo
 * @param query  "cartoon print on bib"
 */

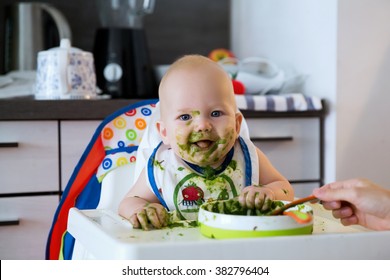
xmin=173 ymin=173 xmax=239 ymax=220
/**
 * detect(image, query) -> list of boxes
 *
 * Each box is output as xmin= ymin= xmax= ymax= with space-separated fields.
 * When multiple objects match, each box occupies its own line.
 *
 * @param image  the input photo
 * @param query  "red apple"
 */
xmin=208 ymin=48 xmax=235 ymax=62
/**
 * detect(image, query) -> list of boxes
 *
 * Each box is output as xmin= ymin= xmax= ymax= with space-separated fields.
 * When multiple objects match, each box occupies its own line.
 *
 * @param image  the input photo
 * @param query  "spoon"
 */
xmin=268 ymin=195 xmax=319 ymax=216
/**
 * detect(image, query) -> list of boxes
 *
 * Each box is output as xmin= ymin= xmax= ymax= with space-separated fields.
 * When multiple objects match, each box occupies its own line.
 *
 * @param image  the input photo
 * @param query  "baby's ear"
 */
xmin=156 ymin=121 xmax=169 ymax=145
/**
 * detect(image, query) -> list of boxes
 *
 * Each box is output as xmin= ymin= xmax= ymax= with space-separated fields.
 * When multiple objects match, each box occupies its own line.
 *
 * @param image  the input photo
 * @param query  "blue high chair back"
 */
xmin=46 ymin=99 xmax=158 ymax=260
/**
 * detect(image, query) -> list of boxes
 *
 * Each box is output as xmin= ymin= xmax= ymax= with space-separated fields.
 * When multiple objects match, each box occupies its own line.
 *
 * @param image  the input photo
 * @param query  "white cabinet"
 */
xmin=0 ymin=121 xmax=59 ymax=193
xmin=0 ymin=120 xmax=100 ymax=260
xmin=246 ymin=117 xmax=322 ymax=197
xmin=0 ymin=196 xmax=59 ymax=260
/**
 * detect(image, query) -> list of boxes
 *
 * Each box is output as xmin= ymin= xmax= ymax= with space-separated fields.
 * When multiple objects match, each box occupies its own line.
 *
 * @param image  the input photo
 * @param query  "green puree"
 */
xmin=202 ymin=199 xmax=285 ymax=216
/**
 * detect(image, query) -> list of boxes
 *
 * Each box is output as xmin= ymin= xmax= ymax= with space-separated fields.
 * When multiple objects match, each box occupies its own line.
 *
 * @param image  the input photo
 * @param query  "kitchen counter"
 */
xmin=0 ymin=98 xmax=326 ymax=121
xmin=0 ymin=98 xmax=140 ymax=120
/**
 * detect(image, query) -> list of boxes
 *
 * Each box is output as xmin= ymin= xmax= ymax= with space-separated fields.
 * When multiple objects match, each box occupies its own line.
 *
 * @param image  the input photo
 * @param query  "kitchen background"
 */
xmin=1 ymin=0 xmax=390 ymax=260
xmin=1 ymin=0 xmax=390 ymax=191
xmin=0 ymin=0 xmax=230 ymax=74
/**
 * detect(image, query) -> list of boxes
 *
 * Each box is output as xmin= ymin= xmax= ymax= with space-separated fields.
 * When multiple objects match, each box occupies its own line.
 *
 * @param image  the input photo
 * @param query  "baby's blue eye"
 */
xmin=179 ymin=114 xmax=191 ymax=121
xmin=211 ymin=111 xmax=222 ymax=117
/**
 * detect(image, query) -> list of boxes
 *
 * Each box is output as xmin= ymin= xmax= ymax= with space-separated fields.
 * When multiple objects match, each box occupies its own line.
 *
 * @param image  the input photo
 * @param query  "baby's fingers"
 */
xmin=245 ymin=191 xmax=257 ymax=209
xmin=254 ymin=192 xmax=265 ymax=209
xmin=146 ymin=206 xmax=163 ymax=229
xmin=155 ymin=206 xmax=169 ymax=227
xmin=238 ymin=192 xmax=247 ymax=207
xmin=129 ymin=213 xmax=141 ymax=229
xmin=137 ymin=209 xmax=150 ymax=231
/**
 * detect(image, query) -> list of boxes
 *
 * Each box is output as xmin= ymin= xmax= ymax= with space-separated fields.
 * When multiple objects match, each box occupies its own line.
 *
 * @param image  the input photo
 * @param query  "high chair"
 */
xmin=46 ymin=98 xmax=254 ymax=260
xmin=46 ymin=99 xmax=158 ymax=260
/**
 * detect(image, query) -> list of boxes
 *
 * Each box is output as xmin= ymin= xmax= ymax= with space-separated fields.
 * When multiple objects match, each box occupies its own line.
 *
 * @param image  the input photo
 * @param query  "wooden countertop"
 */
xmin=0 ymin=98 xmax=327 ymax=121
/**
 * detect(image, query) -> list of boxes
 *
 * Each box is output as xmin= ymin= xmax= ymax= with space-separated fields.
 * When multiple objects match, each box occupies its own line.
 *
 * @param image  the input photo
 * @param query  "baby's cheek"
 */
xmin=175 ymin=128 xmax=188 ymax=143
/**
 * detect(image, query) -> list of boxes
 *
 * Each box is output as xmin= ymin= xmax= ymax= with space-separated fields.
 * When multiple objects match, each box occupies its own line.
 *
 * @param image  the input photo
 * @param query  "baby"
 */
xmin=118 ymin=55 xmax=294 ymax=230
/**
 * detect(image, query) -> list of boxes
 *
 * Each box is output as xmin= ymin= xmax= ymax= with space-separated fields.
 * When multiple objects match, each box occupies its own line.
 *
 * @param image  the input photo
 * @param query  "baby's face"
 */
xmin=158 ymin=63 xmax=241 ymax=167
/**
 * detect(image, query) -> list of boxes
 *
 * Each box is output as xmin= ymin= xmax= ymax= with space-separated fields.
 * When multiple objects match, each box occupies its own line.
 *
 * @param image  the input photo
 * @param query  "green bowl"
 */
xmin=198 ymin=200 xmax=313 ymax=239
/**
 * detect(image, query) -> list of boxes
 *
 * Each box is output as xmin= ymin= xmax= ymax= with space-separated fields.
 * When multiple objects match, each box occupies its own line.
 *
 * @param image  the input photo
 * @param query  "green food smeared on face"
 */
xmin=201 ymin=143 xmax=219 ymax=162
xmin=176 ymin=127 xmax=236 ymax=166
xmin=192 ymin=110 xmax=200 ymax=116
xmin=188 ymin=131 xmax=204 ymax=142
xmin=216 ymin=138 xmax=227 ymax=145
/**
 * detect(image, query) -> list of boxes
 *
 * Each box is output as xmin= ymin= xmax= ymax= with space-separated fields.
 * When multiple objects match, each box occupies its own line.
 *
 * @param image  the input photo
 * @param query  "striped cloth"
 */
xmin=235 ymin=93 xmax=322 ymax=112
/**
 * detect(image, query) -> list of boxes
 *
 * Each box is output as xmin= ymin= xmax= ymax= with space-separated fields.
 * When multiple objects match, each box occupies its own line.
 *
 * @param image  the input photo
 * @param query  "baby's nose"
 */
xmin=195 ymin=118 xmax=212 ymax=132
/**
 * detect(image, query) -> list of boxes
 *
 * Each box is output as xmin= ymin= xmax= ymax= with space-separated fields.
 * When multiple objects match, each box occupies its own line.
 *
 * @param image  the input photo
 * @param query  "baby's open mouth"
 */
xmin=193 ymin=140 xmax=214 ymax=149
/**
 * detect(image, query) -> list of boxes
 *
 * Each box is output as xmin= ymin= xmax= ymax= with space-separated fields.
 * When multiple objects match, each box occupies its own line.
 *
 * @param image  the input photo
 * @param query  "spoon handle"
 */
xmin=268 ymin=195 xmax=319 ymax=216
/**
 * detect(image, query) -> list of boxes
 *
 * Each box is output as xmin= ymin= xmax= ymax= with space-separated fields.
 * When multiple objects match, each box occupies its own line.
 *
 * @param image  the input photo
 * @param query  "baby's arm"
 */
xmin=239 ymin=147 xmax=294 ymax=209
xmin=118 ymin=168 xmax=169 ymax=230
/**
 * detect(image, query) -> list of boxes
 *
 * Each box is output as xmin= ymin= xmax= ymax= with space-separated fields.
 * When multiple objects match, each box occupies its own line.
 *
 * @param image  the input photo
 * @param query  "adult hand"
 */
xmin=312 ymin=178 xmax=390 ymax=230
xmin=129 ymin=203 xmax=169 ymax=230
xmin=238 ymin=185 xmax=275 ymax=210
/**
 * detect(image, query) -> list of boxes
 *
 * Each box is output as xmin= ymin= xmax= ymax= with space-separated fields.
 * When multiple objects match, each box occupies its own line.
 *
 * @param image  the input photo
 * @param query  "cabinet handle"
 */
xmin=0 ymin=142 xmax=19 ymax=148
xmin=0 ymin=219 xmax=20 ymax=226
xmin=251 ymin=136 xmax=293 ymax=142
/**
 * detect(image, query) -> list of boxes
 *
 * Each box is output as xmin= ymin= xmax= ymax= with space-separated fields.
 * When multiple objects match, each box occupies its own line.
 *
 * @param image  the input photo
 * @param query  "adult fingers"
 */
xmin=340 ymin=215 xmax=358 ymax=226
xmin=314 ymin=182 xmax=358 ymax=203
xmin=321 ymin=200 xmax=342 ymax=210
xmin=332 ymin=206 xmax=354 ymax=219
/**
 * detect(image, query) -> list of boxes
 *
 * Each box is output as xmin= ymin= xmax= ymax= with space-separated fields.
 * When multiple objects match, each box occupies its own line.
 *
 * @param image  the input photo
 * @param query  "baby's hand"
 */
xmin=238 ymin=185 xmax=276 ymax=210
xmin=129 ymin=203 xmax=169 ymax=231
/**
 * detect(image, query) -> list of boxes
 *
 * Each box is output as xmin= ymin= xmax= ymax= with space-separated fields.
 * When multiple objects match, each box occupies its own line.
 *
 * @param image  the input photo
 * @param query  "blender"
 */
xmin=93 ymin=0 xmax=157 ymax=99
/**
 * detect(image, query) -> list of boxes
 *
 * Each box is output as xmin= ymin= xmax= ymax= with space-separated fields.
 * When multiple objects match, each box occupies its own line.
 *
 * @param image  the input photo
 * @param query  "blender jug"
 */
xmin=93 ymin=0 xmax=157 ymax=99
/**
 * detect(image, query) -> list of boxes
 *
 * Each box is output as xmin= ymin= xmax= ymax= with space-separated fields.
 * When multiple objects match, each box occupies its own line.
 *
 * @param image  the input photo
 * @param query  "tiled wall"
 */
xmin=0 ymin=0 xmax=230 ymax=73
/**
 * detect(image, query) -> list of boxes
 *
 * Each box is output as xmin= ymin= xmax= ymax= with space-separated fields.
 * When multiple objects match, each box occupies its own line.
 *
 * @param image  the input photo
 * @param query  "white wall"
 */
xmin=231 ymin=0 xmax=390 ymax=187
xmin=337 ymin=0 xmax=390 ymax=185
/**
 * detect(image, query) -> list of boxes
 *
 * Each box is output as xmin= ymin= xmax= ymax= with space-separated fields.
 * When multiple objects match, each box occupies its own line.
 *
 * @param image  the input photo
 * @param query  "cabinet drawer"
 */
xmin=60 ymin=121 xmax=101 ymax=191
xmin=0 ymin=121 xmax=59 ymax=194
xmin=246 ymin=118 xmax=320 ymax=181
xmin=0 ymin=195 xmax=59 ymax=260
